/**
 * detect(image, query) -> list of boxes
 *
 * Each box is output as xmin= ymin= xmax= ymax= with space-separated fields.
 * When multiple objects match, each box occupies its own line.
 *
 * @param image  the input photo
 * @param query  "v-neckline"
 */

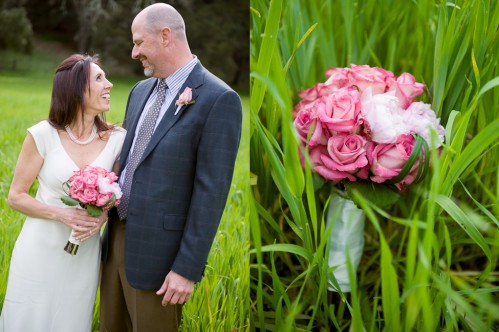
xmin=55 ymin=127 xmax=114 ymax=170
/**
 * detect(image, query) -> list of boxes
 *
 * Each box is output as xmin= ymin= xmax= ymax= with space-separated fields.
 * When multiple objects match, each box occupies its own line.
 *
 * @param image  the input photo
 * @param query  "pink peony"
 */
xmin=360 ymin=88 xmax=407 ymax=143
xmin=403 ymin=102 xmax=445 ymax=146
xmin=97 ymin=177 xmax=123 ymax=199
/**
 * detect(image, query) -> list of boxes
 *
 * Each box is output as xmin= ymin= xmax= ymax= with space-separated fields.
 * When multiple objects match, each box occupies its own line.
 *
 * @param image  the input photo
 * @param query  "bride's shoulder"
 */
xmin=113 ymin=125 xmax=126 ymax=134
xmin=104 ymin=123 xmax=126 ymax=134
xmin=109 ymin=125 xmax=126 ymax=139
xmin=99 ymin=124 xmax=126 ymax=142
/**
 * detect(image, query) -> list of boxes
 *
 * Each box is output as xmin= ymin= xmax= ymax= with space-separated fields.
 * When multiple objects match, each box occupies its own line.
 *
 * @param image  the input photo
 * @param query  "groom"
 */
xmin=99 ymin=3 xmax=242 ymax=331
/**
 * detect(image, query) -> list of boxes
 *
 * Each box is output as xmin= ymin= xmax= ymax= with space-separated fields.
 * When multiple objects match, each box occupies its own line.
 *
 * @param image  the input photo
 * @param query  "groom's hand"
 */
xmin=156 ymin=270 xmax=194 ymax=305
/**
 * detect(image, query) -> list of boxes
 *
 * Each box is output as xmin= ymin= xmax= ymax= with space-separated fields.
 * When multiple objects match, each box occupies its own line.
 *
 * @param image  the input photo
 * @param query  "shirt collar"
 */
xmin=157 ymin=56 xmax=198 ymax=95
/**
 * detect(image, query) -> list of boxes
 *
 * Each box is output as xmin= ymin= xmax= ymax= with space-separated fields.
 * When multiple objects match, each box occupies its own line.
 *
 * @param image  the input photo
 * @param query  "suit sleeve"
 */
xmin=170 ymin=89 xmax=243 ymax=281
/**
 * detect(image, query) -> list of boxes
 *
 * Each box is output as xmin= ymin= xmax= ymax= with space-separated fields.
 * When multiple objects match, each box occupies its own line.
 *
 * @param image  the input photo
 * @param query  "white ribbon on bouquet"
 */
xmin=326 ymin=193 xmax=365 ymax=292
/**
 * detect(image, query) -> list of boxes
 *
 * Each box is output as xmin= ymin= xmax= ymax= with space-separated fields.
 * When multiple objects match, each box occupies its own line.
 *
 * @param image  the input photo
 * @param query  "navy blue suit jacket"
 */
xmin=107 ymin=63 xmax=242 ymax=290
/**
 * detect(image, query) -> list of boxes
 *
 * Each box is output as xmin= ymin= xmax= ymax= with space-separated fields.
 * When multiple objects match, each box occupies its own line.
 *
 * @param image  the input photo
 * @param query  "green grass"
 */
xmin=250 ymin=0 xmax=499 ymax=331
xmin=0 ymin=43 xmax=249 ymax=331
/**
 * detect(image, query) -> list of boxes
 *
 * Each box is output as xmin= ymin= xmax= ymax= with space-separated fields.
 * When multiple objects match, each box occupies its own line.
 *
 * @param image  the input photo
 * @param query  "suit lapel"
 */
xmin=139 ymin=64 xmax=204 ymax=164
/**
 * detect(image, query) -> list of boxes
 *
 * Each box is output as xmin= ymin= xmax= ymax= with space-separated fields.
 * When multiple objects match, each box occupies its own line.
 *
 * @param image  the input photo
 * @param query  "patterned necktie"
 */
xmin=117 ymin=79 xmax=167 ymax=220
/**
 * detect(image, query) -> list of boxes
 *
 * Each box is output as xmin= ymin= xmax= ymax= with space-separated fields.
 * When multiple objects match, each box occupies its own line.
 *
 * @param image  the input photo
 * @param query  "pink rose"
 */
xmin=325 ymin=67 xmax=350 ymax=89
xmin=387 ymin=73 xmax=425 ymax=109
xmin=79 ymin=169 xmax=98 ymax=187
xmin=317 ymin=87 xmax=362 ymax=133
xmin=293 ymin=83 xmax=338 ymax=118
xmin=76 ymin=188 xmax=99 ymax=204
xmin=311 ymin=145 xmax=357 ymax=182
xmin=348 ymin=64 xmax=393 ymax=94
xmin=294 ymin=105 xmax=326 ymax=147
xmin=367 ymin=135 xmax=419 ymax=187
xmin=68 ymin=175 xmax=85 ymax=193
xmin=310 ymin=134 xmax=368 ymax=182
xmin=308 ymin=144 xmax=328 ymax=167
xmin=96 ymin=192 xmax=112 ymax=207
xmin=176 ymin=87 xmax=193 ymax=106
xmin=297 ymin=82 xmax=337 ymax=102
xmin=324 ymin=134 xmax=368 ymax=170
xmin=89 ymin=165 xmax=109 ymax=177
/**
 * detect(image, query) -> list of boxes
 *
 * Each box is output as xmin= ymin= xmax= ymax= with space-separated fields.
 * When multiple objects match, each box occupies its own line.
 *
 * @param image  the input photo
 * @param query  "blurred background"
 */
xmin=0 ymin=0 xmax=249 ymax=91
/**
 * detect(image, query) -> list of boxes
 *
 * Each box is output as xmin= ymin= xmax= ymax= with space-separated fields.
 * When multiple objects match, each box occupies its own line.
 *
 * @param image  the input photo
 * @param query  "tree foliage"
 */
xmin=1 ymin=0 xmax=248 ymax=90
xmin=0 ymin=7 xmax=33 ymax=53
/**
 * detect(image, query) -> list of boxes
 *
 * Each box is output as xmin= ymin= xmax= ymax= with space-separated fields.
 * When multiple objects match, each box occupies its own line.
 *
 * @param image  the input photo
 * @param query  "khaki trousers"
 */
xmin=99 ymin=219 xmax=182 ymax=332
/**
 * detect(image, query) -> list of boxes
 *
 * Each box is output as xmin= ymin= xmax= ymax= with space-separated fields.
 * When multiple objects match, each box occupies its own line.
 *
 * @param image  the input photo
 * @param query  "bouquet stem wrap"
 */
xmin=64 ymin=232 xmax=81 ymax=255
xmin=326 ymin=193 xmax=365 ymax=292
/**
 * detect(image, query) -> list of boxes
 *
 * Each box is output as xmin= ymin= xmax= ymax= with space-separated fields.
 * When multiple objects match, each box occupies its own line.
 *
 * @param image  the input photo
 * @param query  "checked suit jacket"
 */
xmin=104 ymin=62 xmax=242 ymax=290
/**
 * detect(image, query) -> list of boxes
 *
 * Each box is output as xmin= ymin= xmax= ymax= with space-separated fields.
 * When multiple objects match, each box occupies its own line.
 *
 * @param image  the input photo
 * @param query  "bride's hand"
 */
xmin=59 ymin=207 xmax=100 ymax=232
xmin=73 ymin=211 xmax=108 ymax=242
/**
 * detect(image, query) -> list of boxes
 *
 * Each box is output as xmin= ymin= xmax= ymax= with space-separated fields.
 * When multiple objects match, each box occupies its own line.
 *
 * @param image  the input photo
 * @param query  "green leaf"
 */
xmin=60 ymin=196 xmax=79 ymax=206
xmin=435 ymin=195 xmax=491 ymax=260
xmin=380 ymin=239 xmax=401 ymax=332
xmin=252 ymin=243 xmax=313 ymax=263
xmin=250 ymin=0 xmax=282 ymax=116
xmin=477 ymin=75 xmax=499 ymax=100
xmin=85 ymin=204 xmax=103 ymax=217
xmin=442 ymin=118 xmax=499 ymax=195
xmin=344 ymin=181 xmax=400 ymax=209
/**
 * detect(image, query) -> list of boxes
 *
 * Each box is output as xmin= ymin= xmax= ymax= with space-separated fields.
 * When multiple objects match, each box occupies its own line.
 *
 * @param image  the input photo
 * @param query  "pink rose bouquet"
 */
xmin=61 ymin=165 xmax=122 ymax=255
xmin=294 ymin=64 xmax=445 ymax=200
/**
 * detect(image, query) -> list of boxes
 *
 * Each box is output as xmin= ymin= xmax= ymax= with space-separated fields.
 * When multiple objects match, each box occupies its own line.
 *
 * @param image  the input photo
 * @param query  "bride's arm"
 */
xmin=8 ymin=133 xmax=99 ymax=231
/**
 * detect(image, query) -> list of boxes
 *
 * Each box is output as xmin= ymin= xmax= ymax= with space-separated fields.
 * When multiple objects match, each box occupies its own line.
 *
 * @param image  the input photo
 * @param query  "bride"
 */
xmin=0 ymin=53 xmax=125 ymax=332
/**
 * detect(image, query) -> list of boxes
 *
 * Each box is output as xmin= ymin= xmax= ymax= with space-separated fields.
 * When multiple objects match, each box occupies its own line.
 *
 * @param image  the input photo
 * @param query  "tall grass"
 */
xmin=250 ymin=0 xmax=499 ymax=330
xmin=0 ymin=43 xmax=250 ymax=331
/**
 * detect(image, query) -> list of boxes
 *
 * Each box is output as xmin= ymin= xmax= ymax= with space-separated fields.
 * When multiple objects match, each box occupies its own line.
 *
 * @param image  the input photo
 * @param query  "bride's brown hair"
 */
xmin=48 ymin=53 xmax=112 ymax=135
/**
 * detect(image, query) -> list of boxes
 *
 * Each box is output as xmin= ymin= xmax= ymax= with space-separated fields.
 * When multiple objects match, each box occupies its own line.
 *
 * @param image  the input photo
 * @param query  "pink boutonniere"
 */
xmin=174 ymin=87 xmax=195 ymax=115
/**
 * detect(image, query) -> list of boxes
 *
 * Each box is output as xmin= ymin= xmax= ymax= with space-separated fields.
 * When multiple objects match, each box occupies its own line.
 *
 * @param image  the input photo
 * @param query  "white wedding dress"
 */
xmin=0 ymin=120 xmax=125 ymax=332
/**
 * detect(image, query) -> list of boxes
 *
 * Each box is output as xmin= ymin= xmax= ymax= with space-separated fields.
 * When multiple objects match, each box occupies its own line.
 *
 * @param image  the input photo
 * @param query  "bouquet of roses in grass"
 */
xmin=293 ymin=64 xmax=445 ymax=206
xmin=293 ymin=64 xmax=445 ymax=292
xmin=61 ymin=165 xmax=122 ymax=255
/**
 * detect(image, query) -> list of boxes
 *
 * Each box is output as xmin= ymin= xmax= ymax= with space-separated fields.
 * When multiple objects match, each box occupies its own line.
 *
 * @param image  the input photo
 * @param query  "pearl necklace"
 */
xmin=65 ymin=124 xmax=97 ymax=145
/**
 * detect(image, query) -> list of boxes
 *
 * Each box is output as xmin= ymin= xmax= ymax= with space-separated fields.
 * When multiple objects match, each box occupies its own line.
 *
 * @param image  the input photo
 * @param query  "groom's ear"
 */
xmin=160 ymin=27 xmax=172 ymax=46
